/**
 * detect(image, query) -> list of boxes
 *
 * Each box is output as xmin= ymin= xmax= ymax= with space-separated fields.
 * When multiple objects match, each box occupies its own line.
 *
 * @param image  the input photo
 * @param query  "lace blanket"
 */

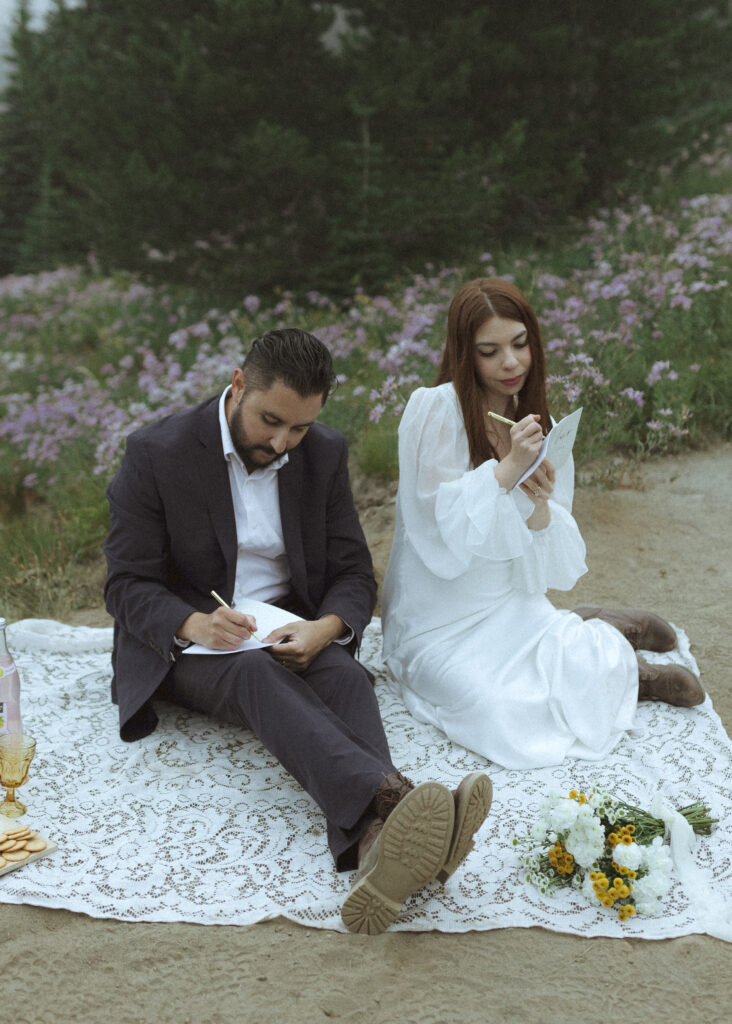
xmin=2 ymin=618 xmax=731 ymax=939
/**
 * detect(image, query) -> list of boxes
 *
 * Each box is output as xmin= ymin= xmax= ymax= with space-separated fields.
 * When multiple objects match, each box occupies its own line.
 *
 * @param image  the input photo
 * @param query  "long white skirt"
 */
xmin=386 ymin=594 xmax=640 ymax=769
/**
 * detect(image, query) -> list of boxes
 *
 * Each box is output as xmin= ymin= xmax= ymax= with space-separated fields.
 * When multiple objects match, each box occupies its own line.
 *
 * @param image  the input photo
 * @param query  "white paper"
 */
xmin=182 ymin=598 xmax=304 ymax=656
xmin=514 ymin=407 xmax=582 ymax=488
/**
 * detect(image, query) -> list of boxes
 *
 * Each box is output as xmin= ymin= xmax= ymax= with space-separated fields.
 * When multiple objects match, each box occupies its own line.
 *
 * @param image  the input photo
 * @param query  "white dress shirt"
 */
xmin=219 ymin=386 xmax=292 ymax=605
xmin=217 ymin=386 xmax=353 ymax=645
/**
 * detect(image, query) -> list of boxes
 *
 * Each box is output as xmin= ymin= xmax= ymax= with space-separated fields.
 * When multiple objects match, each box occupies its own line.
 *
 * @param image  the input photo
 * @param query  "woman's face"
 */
xmin=473 ymin=315 xmax=532 ymax=410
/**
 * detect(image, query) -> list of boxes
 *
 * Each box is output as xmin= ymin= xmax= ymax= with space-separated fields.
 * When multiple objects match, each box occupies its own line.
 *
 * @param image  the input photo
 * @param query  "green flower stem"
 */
xmin=613 ymin=801 xmax=717 ymax=843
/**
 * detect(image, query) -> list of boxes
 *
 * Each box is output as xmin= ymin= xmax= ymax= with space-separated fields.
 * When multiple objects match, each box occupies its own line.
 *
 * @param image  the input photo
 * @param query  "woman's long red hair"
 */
xmin=435 ymin=277 xmax=551 ymax=467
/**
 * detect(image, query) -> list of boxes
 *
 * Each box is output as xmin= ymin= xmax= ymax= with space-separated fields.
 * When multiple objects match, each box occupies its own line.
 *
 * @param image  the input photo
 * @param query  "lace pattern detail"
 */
xmin=2 ymin=618 xmax=731 ymax=937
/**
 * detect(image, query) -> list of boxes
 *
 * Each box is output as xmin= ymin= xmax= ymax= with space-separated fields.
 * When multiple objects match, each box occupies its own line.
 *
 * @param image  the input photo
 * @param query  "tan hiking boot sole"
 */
xmin=340 ymin=782 xmax=454 ymax=935
xmin=437 ymin=773 xmax=493 ymax=883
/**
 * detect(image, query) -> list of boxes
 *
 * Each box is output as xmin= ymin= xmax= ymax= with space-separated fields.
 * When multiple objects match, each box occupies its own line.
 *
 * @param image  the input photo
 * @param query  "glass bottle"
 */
xmin=0 ymin=617 xmax=22 ymax=736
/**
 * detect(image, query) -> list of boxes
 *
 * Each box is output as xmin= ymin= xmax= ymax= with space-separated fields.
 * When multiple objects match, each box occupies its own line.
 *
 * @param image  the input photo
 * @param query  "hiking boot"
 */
xmin=341 ymin=782 xmax=454 ymax=935
xmin=574 ymin=606 xmax=677 ymax=652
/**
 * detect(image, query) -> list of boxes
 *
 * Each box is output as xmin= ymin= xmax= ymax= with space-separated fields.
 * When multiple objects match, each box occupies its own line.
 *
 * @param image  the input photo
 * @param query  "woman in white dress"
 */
xmin=381 ymin=277 xmax=703 ymax=770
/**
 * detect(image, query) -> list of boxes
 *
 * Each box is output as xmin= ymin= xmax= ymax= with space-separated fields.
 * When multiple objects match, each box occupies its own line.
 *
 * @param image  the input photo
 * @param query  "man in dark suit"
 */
xmin=104 ymin=328 xmax=491 ymax=934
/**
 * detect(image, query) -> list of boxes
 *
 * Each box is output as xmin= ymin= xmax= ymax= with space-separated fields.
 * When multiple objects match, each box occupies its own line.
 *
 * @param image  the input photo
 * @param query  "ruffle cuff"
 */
xmin=510 ymin=501 xmax=588 ymax=594
xmin=434 ymin=459 xmax=534 ymax=566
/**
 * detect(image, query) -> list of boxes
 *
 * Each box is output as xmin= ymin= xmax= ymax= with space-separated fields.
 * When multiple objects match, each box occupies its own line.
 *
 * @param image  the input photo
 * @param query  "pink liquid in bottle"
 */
xmin=0 ymin=618 xmax=22 ymax=736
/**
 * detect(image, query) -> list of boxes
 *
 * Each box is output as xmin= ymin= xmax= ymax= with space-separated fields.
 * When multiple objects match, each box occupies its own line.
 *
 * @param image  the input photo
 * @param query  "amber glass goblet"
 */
xmin=0 ymin=734 xmax=36 ymax=818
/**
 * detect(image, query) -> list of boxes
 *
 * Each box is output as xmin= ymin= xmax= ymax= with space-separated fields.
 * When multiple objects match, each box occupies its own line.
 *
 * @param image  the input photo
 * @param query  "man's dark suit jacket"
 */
xmin=104 ymin=393 xmax=377 ymax=741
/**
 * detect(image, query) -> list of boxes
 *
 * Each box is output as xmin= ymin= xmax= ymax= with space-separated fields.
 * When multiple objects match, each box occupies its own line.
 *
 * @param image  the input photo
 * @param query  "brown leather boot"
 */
xmin=574 ymin=606 xmax=677 ymax=652
xmin=341 ymin=782 xmax=454 ymax=935
xmin=437 ymin=772 xmax=493 ymax=884
xmin=637 ymin=656 xmax=704 ymax=707
xmin=372 ymin=771 xmax=415 ymax=820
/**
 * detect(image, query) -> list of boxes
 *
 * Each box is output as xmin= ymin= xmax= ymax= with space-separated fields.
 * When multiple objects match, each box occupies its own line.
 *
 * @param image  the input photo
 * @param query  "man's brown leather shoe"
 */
xmin=372 ymin=771 xmax=415 ymax=821
xmin=340 ymin=782 xmax=454 ymax=935
xmin=437 ymin=772 xmax=493 ymax=884
xmin=637 ymin=656 xmax=705 ymax=707
xmin=574 ymin=606 xmax=677 ymax=653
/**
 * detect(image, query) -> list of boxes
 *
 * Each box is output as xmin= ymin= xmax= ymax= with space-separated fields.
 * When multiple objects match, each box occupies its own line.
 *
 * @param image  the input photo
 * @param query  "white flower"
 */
xmin=611 ymin=841 xmax=643 ymax=872
xmin=548 ymin=799 xmax=581 ymax=833
xmin=632 ymin=870 xmax=672 ymax=915
xmin=587 ymin=789 xmax=609 ymax=811
xmin=640 ymin=836 xmax=673 ymax=874
xmin=530 ymin=818 xmax=548 ymax=842
xmin=580 ymin=873 xmax=597 ymax=902
xmin=631 ymin=839 xmax=673 ymax=915
xmin=565 ymin=805 xmax=606 ymax=867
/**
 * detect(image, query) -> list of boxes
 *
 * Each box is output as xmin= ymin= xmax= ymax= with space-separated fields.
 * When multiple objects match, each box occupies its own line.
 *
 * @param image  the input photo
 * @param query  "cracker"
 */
xmin=0 ymin=818 xmax=57 ymax=875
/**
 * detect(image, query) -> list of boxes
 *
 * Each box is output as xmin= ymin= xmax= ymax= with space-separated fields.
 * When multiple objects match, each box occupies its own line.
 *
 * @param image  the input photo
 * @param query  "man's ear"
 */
xmin=231 ymin=367 xmax=246 ymax=401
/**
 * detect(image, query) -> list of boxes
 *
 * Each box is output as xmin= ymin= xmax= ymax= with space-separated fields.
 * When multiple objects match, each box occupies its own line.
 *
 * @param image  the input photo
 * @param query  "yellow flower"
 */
xmin=626 ymin=824 xmax=636 ymax=834
xmin=608 ymin=833 xmax=619 ymax=846
xmin=569 ymin=789 xmax=578 ymax=799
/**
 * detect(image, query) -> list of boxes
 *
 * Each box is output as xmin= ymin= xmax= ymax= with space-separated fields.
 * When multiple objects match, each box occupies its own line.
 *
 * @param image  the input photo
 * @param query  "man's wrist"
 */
xmin=176 ymin=611 xmax=205 ymax=644
xmin=317 ymin=613 xmax=351 ymax=645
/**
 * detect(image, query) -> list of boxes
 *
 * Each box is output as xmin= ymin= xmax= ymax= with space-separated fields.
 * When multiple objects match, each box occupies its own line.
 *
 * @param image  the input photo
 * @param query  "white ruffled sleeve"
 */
xmin=397 ymin=386 xmax=587 ymax=593
xmin=398 ymin=387 xmax=534 ymax=579
xmin=508 ymin=453 xmax=587 ymax=592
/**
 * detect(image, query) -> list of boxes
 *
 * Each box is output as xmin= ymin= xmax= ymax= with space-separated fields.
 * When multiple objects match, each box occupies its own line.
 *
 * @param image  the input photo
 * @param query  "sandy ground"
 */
xmin=3 ymin=444 xmax=732 ymax=1024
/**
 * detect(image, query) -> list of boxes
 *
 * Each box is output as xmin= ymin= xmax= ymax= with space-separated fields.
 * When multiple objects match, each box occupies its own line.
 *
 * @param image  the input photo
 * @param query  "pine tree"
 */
xmin=0 ymin=1 xmax=44 ymax=273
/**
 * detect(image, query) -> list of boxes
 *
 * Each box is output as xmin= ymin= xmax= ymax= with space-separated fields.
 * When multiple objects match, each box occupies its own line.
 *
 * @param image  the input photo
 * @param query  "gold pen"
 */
xmin=486 ymin=410 xmax=516 ymax=426
xmin=210 ymin=590 xmax=261 ymax=642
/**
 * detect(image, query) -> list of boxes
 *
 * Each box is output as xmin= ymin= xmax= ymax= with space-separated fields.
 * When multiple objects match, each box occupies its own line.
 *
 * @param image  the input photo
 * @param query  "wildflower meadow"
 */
xmin=1 ymin=129 xmax=730 ymax=618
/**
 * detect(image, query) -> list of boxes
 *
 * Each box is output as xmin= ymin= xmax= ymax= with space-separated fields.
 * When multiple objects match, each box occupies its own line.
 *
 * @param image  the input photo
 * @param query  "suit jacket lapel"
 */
xmin=195 ymin=398 xmax=238 ymax=599
xmin=278 ymin=452 xmax=308 ymax=605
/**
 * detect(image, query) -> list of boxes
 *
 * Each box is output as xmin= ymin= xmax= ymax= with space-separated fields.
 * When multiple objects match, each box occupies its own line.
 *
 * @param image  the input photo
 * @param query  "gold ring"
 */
xmin=533 ymin=488 xmax=542 ymax=497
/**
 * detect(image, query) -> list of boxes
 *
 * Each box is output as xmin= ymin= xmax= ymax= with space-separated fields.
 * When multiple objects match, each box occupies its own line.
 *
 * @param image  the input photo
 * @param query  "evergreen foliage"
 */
xmin=0 ymin=0 xmax=730 ymax=294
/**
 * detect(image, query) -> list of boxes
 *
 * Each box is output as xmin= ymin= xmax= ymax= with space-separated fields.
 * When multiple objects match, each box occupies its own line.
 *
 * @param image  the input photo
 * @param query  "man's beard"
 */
xmin=229 ymin=402 xmax=279 ymax=471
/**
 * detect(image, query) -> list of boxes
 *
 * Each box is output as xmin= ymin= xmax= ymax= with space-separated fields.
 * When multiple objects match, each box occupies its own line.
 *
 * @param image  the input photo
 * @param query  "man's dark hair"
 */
xmin=241 ymin=328 xmax=336 ymax=404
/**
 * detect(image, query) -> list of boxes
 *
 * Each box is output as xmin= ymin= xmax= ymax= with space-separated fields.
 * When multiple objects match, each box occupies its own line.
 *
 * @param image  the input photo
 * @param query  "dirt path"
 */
xmin=5 ymin=444 xmax=732 ymax=1024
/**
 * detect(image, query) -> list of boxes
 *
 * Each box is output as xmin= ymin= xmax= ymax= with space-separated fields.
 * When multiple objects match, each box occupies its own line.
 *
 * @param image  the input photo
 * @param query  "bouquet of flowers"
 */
xmin=515 ymin=788 xmax=717 ymax=919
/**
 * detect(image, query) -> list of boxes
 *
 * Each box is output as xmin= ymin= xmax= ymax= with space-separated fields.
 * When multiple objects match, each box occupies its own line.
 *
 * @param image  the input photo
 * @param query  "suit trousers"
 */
xmin=162 ymin=643 xmax=398 ymax=870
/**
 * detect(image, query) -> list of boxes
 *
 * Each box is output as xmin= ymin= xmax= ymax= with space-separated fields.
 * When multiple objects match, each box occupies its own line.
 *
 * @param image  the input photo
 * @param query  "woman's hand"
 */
xmin=493 ymin=414 xmax=545 ymax=490
xmin=520 ymin=460 xmax=555 ymax=531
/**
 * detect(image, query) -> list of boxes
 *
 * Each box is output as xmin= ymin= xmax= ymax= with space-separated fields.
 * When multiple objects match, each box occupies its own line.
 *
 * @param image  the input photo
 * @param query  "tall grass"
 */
xmin=1 ymin=128 xmax=730 ymax=618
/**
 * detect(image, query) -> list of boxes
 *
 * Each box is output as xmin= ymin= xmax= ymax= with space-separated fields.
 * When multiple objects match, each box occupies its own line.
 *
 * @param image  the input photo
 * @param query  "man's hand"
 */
xmin=265 ymin=615 xmax=347 ymax=672
xmin=176 ymin=608 xmax=258 ymax=651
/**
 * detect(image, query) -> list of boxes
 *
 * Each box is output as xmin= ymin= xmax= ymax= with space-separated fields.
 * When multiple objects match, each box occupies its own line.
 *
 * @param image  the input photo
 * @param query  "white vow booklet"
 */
xmin=514 ymin=407 xmax=583 ymax=488
xmin=182 ymin=598 xmax=304 ymax=655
